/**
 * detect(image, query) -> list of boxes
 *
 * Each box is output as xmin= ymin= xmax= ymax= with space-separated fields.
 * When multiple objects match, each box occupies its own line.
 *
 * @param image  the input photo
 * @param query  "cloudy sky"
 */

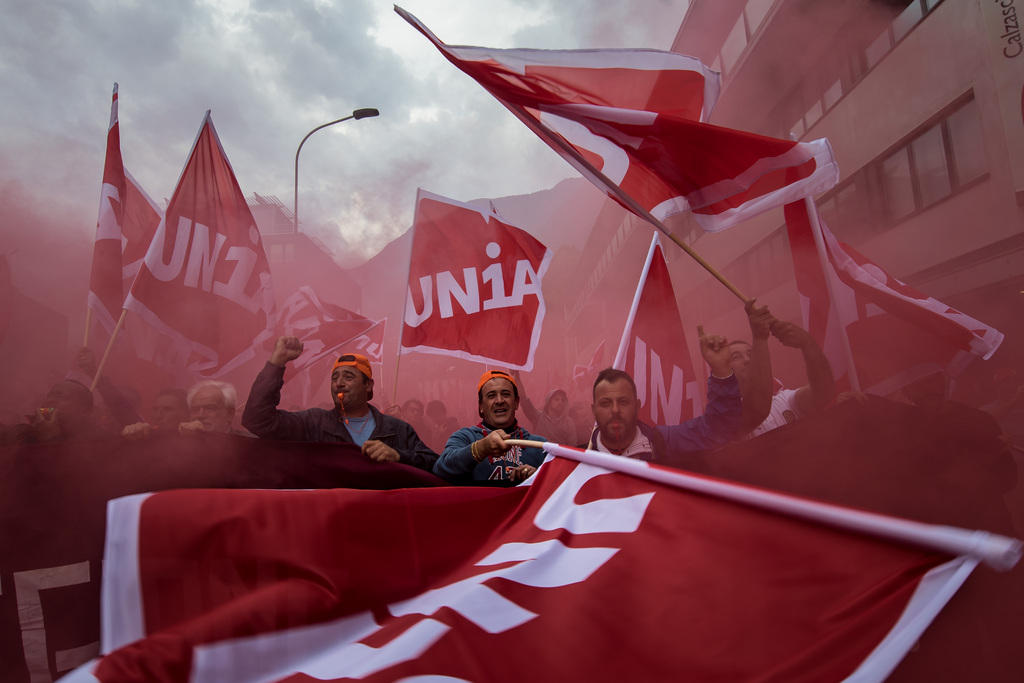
xmin=0 ymin=0 xmax=691 ymax=264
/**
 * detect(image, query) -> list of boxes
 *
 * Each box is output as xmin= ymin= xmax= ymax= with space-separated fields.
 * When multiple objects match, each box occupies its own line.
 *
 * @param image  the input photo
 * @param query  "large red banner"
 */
xmin=401 ymin=190 xmax=551 ymax=370
xmin=398 ymin=7 xmax=838 ymax=233
xmin=124 ymin=112 xmax=275 ymax=377
xmin=614 ymin=234 xmax=702 ymax=424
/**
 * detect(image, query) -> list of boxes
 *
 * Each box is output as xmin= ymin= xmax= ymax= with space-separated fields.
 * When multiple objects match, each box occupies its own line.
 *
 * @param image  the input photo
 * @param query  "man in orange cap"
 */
xmin=242 ymin=335 xmax=437 ymax=471
xmin=433 ymin=369 xmax=546 ymax=485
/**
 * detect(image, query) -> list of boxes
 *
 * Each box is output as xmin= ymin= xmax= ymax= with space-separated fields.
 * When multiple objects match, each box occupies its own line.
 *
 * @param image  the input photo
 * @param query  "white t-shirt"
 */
xmin=750 ymin=388 xmax=804 ymax=437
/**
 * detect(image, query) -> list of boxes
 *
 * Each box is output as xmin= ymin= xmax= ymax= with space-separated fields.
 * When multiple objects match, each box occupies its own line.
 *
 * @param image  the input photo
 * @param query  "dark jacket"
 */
xmin=241 ymin=362 xmax=438 ymax=471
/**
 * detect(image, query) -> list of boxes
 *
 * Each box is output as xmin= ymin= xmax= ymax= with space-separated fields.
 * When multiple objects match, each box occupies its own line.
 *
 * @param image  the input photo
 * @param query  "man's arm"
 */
xmin=378 ymin=418 xmax=439 ymax=471
xmin=511 ymin=370 xmax=540 ymax=426
xmin=240 ymin=336 xmax=309 ymax=440
xmin=433 ymin=427 xmax=479 ymax=480
xmin=771 ymin=321 xmax=835 ymax=415
xmin=741 ymin=301 xmax=775 ymax=431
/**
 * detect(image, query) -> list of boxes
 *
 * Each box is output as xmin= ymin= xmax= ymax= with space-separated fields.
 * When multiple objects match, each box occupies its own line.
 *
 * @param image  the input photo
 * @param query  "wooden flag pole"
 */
xmin=89 ymin=309 xmax=126 ymax=392
xmin=82 ymin=307 xmax=92 ymax=348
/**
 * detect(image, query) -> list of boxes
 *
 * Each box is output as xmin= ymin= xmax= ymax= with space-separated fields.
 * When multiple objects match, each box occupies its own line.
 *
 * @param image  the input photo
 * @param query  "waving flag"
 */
xmin=573 ymin=339 xmax=606 ymax=383
xmin=62 ymin=446 xmax=1020 ymax=683
xmin=124 ymin=112 xmax=275 ymax=377
xmin=401 ymin=189 xmax=551 ymax=370
xmin=614 ymin=234 xmax=702 ymax=424
xmin=397 ymin=7 xmax=838 ymax=232
xmin=784 ymin=199 xmax=1004 ymax=394
xmin=88 ymin=84 xmax=161 ymax=337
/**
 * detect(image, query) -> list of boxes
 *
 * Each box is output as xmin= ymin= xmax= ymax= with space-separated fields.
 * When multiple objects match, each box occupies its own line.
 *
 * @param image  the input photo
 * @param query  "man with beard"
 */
xmin=242 ymin=336 xmax=437 ymax=471
xmin=587 ymin=329 xmax=743 ymax=465
xmin=434 ymin=369 xmax=545 ymax=485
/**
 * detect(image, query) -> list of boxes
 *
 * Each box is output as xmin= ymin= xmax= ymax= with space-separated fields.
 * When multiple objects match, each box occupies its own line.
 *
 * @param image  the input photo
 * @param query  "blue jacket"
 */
xmin=434 ymin=421 xmax=546 ymax=485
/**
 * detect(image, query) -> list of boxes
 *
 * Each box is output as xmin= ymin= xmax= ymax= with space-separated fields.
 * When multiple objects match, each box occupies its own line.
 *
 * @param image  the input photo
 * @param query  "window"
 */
xmin=946 ymin=98 xmax=986 ymax=185
xmin=823 ymin=79 xmax=843 ymax=111
xmin=744 ymin=0 xmax=774 ymax=35
xmin=720 ymin=15 xmax=748 ymax=74
xmin=804 ymin=99 xmax=823 ymax=130
xmin=892 ymin=1 xmax=924 ymax=42
xmin=910 ymin=123 xmax=951 ymax=207
xmin=864 ymin=29 xmax=892 ymax=69
xmin=880 ymin=149 xmax=916 ymax=222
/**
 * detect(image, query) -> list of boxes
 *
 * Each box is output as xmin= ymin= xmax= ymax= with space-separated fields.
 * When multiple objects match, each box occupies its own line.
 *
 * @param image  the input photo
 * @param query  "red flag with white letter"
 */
xmin=88 ymin=84 xmax=161 ymax=337
xmin=573 ymin=339 xmax=606 ymax=383
xmin=784 ymin=199 xmax=1004 ymax=394
xmin=124 ymin=112 xmax=275 ymax=377
xmin=614 ymin=234 xmax=702 ymax=424
xmin=65 ymin=448 xmax=1020 ymax=683
xmin=401 ymin=189 xmax=551 ymax=370
xmin=397 ymin=7 xmax=838 ymax=232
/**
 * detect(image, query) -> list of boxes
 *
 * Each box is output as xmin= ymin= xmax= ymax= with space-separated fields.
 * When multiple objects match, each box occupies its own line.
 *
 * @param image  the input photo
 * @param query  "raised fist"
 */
xmin=270 ymin=336 xmax=304 ymax=367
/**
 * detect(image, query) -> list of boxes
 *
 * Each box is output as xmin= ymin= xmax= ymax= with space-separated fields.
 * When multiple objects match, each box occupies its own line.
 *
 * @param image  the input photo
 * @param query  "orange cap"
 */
xmin=332 ymin=353 xmax=372 ymax=380
xmin=477 ymin=369 xmax=516 ymax=394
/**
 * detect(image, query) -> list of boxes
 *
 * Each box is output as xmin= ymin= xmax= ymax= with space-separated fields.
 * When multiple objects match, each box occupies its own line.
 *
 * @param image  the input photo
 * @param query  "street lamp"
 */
xmin=293 ymin=108 xmax=379 ymax=233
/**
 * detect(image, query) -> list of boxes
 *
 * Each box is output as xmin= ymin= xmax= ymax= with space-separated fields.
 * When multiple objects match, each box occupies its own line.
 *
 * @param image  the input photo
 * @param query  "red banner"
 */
xmin=784 ymin=200 xmax=1004 ymax=394
xmin=398 ymin=8 xmax=838 ymax=232
xmin=75 ymin=452 xmax=994 ymax=682
xmin=123 ymin=112 xmax=275 ymax=377
xmin=614 ymin=235 xmax=701 ymax=424
xmin=401 ymin=190 xmax=551 ymax=370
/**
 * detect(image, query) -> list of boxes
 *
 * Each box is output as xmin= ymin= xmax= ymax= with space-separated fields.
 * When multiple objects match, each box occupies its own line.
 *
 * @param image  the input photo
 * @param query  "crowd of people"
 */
xmin=2 ymin=303 xmax=1021 ymax=533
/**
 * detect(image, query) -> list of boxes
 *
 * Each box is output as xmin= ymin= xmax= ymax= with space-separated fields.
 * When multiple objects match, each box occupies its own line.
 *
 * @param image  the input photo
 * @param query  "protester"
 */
xmin=727 ymin=307 xmax=835 ymax=437
xmin=242 ymin=336 xmax=437 ymax=470
xmin=587 ymin=329 xmax=743 ymax=464
xmin=11 ymin=379 xmax=102 ymax=443
xmin=180 ymin=381 xmax=240 ymax=434
xmin=423 ymin=399 xmax=459 ymax=453
xmin=66 ymin=347 xmax=142 ymax=429
xmin=434 ymin=369 xmax=545 ymax=485
xmin=513 ymin=371 xmax=576 ymax=446
xmin=402 ymin=398 xmax=428 ymax=441
xmin=121 ymin=388 xmax=193 ymax=439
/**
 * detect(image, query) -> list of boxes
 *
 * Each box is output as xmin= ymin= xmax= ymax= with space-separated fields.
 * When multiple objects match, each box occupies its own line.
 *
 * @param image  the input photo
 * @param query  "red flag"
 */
xmin=572 ymin=339 xmax=606 ymax=383
xmin=72 ymin=448 xmax=1019 ymax=682
xmin=397 ymin=8 xmax=838 ymax=232
xmin=784 ymin=199 xmax=1004 ymax=394
xmin=401 ymin=189 xmax=551 ymax=370
xmin=88 ymin=84 xmax=162 ymax=335
xmin=123 ymin=112 xmax=275 ymax=377
xmin=614 ymin=234 xmax=702 ymax=424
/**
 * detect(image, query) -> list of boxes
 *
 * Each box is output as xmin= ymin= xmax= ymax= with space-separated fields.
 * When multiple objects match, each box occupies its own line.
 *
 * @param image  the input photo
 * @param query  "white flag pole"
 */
xmin=613 ymin=233 xmax=660 ymax=369
xmin=802 ymin=196 xmax=862 ymax=392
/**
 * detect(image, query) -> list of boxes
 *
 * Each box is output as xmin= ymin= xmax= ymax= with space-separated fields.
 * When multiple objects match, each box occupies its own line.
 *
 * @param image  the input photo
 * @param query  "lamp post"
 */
xmin=293 ymin=108 xmax=379 ymax=233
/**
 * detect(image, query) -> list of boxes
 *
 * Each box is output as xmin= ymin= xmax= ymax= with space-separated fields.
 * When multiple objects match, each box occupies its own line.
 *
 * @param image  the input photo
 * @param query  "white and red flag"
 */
xmin=65 ymin=446 xmax=1019 ymax=682
xmin=273 ymin=287 xmax=384 ymax=406
xmin=784 ymin=199 xmax=1004 ymax=395
xmin=397 ymin=7 xmax=838 ymax=233
xmin=613 ymin=234 xmax=702 ymax=424
xmin=573 ymin=339 xmax=606 ymax=383
xmin=401 ymin=189 xmax=551 ymax=370
xmin=88 ymin=83 xmax=162 ymax=337
xmin=124 ymin=112 xmax=275 ymax=377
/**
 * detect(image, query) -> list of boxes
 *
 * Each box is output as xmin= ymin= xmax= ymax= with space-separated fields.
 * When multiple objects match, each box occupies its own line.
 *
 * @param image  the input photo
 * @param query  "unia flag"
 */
xmin=401 ymin=189 xmax=551 ymax=370
xmin=396 ymin=7 xmax=838 ymax=233
xmin=784 ymin=199 xmax=1003 ymax=394
xmin=124 ymin=112 xmax=275 ymax=377
xmin=614 ymin=234 xmax=702 ymax=424
xmin=88 ymin=83 xmax=161 ymax=336
xmin=62 ymin=447 xmax=1019 ymax=682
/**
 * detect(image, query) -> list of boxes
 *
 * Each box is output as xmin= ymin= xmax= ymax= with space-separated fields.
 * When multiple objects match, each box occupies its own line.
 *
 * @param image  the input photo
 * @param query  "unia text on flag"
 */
xmin=613 ymin=234 xmax=702 ymax=424
xmin=395 ymin=7 xmax=839 ymax=235
xmin=62 ymin=445 xmax=1019 ymax=682
xmin=123 ymin=111 xmax=275 ymax=378
xmin=784 ymin=199 xmax=1004 ymax=395
xmin=86 ymin=84 xmax=162 ymax=345
xmin=401 ymin=189 xmax=551 ymax=370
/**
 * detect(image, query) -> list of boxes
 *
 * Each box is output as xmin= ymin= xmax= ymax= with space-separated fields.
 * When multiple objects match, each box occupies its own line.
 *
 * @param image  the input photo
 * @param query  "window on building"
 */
xmin=744 ymin=0 xmax=774 ymax=36
xmin=804 ymin=99 xmax=823 ymax=131
xmin=892 ymin=1 xmax=924 ymax=42
xmin=880 ymin=148 xmax=916 ymax=223
xmin=946 ymin=98 xmax=986 ymax=185
xmin=720 ymin=14 xmax=748 ymax=74
xmin=910 ymin=123 xmax=952 ymax=207
xmin=823 ymin=78 xmax=843 ymax=111
xmin=864 ymin=28 xmax=893 ymax=70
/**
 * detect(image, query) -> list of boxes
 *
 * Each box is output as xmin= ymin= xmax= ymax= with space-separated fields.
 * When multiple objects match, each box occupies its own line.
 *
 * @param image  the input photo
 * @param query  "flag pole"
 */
xmin=802 ymin=197 xmax=861 ymax=392
xmin=613 ymin=232 xmax=660 ymax=369
xmin=495 ymin=101 xmax=751 ymax=304
xmin=83 ymin=308 xmax=92 ymax=348
xmin=90 ymin=309 xmax=126 ymax=392
xmin=392 ymin=200 xmax=420 ymax=407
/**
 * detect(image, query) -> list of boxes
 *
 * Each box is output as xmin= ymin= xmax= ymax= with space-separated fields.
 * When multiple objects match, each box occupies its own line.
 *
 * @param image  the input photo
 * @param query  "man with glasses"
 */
xmin=242 ymin=335 xmax=438 ymax=471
